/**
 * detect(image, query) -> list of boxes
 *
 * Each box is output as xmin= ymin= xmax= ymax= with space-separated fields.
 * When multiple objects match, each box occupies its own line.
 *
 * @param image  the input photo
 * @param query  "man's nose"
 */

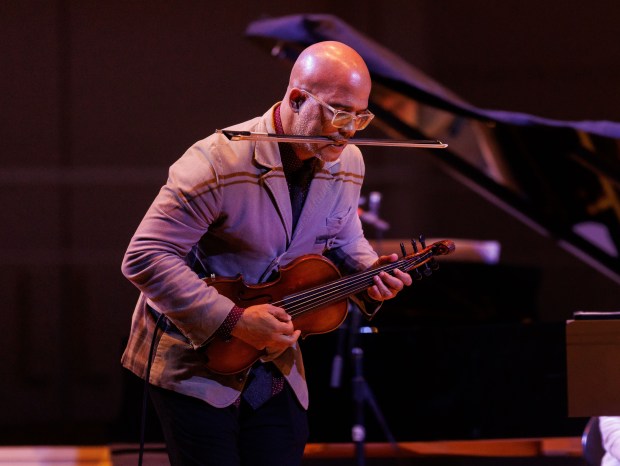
xmin=339 ymin=120 xmax=356 ymax=137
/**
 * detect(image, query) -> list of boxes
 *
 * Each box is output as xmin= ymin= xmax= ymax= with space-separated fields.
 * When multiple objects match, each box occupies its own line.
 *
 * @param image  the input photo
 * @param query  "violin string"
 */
xmin=269 ymin=262 xmax=394 ymax=312
xmin=284 ymin=255 xmax=426 ymax=317
xmin=270 ymin=245 xmax=437 ymax=314
xmin=281 ymin=265 xmax=394 ymax=315
xmin=276 ymin=251 xmax=432 ymax=317
xmin=270 ymin=258 xmax=406 ymax=310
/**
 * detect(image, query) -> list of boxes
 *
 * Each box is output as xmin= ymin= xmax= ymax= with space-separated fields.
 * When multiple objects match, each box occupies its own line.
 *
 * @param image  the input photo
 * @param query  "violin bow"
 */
xmin=216 ymin=130 xmax=448 ymax=149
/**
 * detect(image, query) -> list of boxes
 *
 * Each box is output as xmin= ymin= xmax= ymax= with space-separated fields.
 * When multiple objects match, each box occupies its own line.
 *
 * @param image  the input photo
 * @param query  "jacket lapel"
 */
xmin=254 ymin=136 xmax=293 ymax=243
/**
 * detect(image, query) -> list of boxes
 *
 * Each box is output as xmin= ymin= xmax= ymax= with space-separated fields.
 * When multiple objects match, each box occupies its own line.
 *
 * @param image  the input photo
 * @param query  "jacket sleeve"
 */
xmin=121 ymin=140 xmax=235 ymax=348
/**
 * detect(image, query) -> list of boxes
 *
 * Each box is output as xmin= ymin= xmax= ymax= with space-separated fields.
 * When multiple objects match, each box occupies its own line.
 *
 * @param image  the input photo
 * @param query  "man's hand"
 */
xmin=231 ymin=304 xmax=301 ymax=352
xmin=367 ymin=253 xmax=413 ymax=301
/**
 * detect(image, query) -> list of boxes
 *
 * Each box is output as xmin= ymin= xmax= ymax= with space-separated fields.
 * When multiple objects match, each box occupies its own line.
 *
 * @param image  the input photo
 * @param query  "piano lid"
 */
xmin=245 ymin=13 xmax=620 ymax=284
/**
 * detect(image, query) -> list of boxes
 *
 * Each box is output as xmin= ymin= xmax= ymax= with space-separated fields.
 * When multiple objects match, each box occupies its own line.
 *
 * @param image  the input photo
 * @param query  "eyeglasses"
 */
xmin=301 ymin=89 xmax=374 ymax=131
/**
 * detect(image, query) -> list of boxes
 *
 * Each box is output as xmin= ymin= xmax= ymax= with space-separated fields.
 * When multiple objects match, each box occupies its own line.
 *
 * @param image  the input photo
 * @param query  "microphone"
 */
xmin=358 ymin=191 xmax=390 ymax=231
xmin=368 ymin=191 xmax=381 ymax=216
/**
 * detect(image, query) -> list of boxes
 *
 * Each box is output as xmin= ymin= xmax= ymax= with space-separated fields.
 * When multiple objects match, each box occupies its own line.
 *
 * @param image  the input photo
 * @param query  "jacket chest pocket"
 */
xmin=314 ymin=209 xmax=349 ymax=251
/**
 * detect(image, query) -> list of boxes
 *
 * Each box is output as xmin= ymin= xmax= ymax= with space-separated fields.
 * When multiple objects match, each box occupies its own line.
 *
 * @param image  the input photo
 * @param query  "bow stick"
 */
xmin=216 ymin=130 xmax=448 ymax=149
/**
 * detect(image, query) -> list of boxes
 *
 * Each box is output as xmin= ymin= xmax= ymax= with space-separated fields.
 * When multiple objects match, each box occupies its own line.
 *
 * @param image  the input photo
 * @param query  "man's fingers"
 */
xmin=279 ymin=329 xmax=301 ymax=343
xmin=268 ymin=306 xmax=292 ymax=322
xmin=269 ymin=329 xmax=301 ymax=351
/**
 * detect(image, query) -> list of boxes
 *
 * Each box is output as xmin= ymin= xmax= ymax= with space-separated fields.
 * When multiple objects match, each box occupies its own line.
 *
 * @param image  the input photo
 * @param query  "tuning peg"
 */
xmin=406 ymin=239 xmax=422 ymax=280
xmin=419 ymin=233 xmax=439 ymax=271
xmin=401 ymin=240 xmax=422 ymax=280
xmin=418 ymin=234 xmax=433 ymax=276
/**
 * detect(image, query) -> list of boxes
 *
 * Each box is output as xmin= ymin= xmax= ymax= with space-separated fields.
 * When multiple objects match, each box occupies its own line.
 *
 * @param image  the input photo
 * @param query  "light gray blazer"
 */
xmin=121 ymin=104 xmax=379 ymax=409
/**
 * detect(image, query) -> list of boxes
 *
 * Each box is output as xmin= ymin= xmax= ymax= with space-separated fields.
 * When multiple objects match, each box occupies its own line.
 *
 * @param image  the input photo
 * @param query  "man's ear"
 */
xmin=289 ymin=89 xmax=304 ymax=112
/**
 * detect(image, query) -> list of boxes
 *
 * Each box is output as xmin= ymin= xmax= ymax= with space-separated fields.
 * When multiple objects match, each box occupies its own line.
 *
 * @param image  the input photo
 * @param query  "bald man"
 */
xmin=121 ymin=41 xmax=412 ymax=466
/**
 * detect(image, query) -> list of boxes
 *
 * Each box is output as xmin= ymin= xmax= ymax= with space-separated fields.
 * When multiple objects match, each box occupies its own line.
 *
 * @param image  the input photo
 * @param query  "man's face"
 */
xmin=289 ymin=86 xmax=369 ymax=163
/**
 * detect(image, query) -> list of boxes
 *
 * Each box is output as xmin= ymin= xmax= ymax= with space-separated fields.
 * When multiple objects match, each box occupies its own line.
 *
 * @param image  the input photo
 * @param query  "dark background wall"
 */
xmin=1 ymin=0 xmax=618 ymax=445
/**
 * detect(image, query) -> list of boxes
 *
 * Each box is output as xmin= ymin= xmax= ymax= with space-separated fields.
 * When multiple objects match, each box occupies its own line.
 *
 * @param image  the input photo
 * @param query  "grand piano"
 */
xmin=245 ymin=13 xmax=619 ymax=284
xmin=241 ymin=13 xmax=620 ymax=446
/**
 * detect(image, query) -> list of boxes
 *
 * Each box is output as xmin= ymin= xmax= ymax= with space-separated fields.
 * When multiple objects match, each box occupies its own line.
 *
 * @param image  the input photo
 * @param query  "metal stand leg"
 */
xmin=348 ymin=309 xmax=399 ymax=466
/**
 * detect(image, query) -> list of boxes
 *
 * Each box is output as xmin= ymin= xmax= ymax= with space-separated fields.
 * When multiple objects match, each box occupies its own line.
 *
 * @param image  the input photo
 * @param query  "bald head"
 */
xmin=280 ymin=41 xmax=372 ymax=162
xmin=288 ymin=41 xmax=371 ymax=95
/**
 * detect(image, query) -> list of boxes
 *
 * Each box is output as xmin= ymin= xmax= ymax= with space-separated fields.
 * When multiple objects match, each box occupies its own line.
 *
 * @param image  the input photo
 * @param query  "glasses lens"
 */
xmin=328 ymin=105 xmax=374 ymax=130
xmin=331 ymin=111 xmax=353 ymax=128
xmin=355 ymin=113 xmax=374 ymax=130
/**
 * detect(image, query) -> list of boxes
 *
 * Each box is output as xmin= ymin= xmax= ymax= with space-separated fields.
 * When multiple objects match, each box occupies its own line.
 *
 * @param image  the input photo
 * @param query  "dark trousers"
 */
xmin=148 ymin=383 xmax=309 ymax=466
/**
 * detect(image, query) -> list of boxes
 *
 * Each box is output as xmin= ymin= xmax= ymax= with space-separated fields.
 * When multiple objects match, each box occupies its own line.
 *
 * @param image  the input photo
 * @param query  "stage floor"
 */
xmin=0 ymin=437 xmax=585 ymax=465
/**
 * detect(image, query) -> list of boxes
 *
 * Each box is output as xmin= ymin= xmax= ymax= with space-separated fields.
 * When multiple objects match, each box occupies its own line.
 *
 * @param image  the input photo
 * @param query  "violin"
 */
xmin=203 ymin=239 xmax=455 ymax=374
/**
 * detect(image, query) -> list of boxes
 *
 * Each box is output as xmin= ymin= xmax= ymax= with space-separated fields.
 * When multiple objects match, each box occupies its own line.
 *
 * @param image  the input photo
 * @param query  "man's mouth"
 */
xmin=326 ymin=137 xmax=348 ymax=147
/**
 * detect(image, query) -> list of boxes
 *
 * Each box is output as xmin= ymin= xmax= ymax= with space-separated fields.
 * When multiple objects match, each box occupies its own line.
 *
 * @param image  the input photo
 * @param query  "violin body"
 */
xmin=203 ymin=254 xmax=348 ymax=375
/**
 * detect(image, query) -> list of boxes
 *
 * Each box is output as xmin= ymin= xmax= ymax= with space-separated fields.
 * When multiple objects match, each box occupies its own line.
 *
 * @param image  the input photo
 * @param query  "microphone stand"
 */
xmin=348 ymin=308 xmax=400 ymax=466
xmin=329 ymin=191 xmax=402 ymax=466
